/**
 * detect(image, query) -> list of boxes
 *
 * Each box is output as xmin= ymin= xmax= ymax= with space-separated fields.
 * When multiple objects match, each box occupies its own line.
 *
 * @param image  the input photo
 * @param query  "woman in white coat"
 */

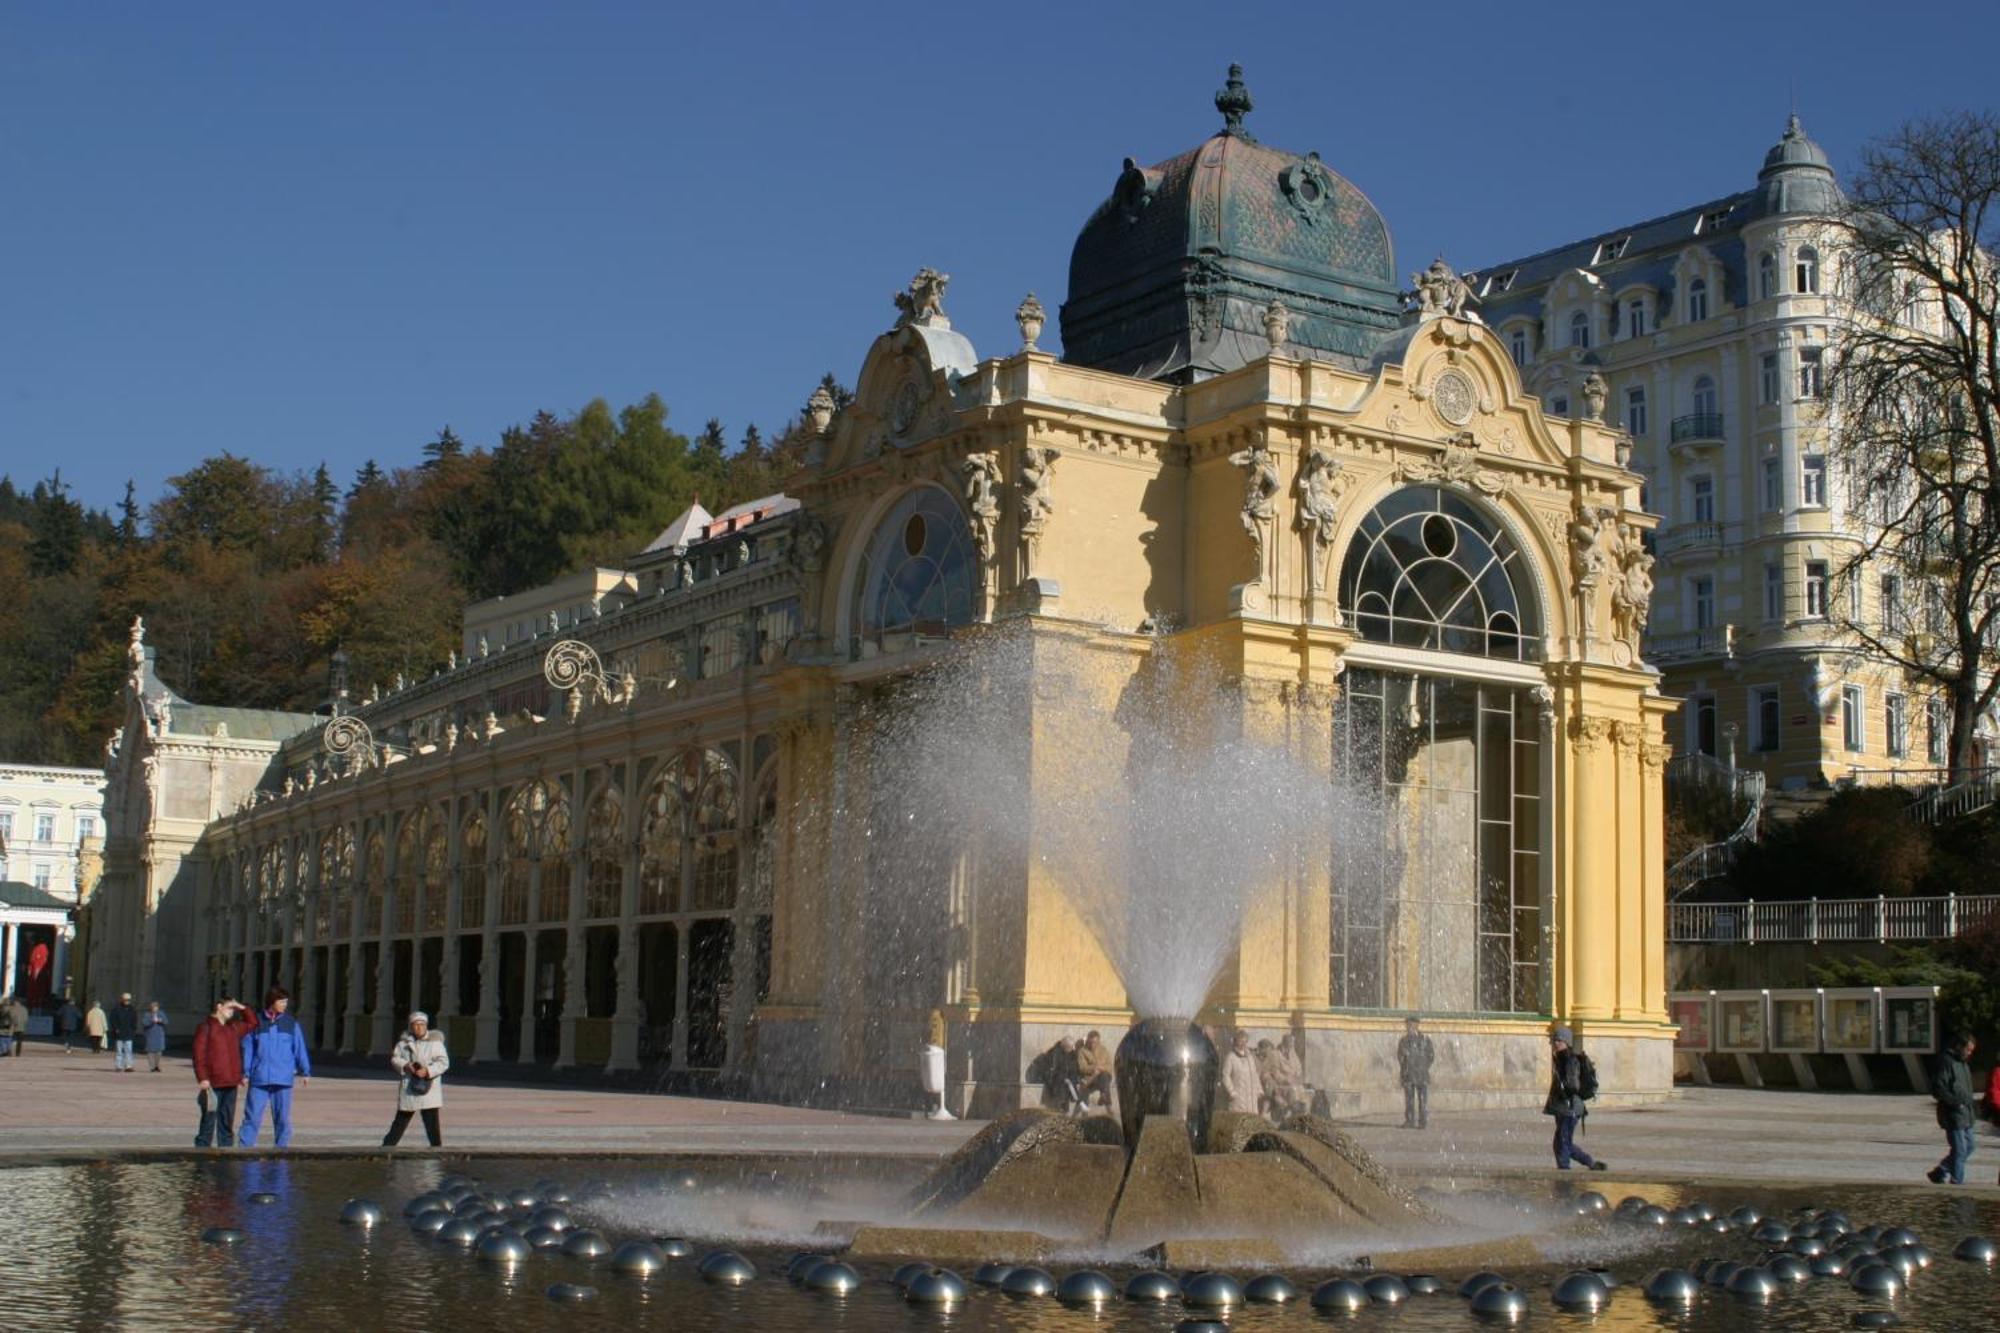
xmin=382 ymin=1011 xmax=449 ymax=1147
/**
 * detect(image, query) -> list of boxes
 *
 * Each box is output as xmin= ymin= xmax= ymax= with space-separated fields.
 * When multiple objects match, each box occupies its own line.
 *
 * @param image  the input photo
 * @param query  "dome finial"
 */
xmin=1215 ymin=63 xmax=1253 ymax=137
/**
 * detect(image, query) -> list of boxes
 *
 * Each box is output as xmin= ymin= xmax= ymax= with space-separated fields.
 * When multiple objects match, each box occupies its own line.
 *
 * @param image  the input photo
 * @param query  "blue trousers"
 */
xmin=238 ymin=1084 xmax=295 ymax=1148
xmin=1938 ymin=1125 xmax=1975 ymax=1185
xmin=1552 ymin=1113 xmax=1598 ymax=1169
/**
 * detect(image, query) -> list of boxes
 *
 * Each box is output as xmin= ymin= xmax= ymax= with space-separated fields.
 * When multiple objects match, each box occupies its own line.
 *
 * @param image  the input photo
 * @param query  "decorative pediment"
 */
xmin=817 ymin=275 xmax=981 ymax=475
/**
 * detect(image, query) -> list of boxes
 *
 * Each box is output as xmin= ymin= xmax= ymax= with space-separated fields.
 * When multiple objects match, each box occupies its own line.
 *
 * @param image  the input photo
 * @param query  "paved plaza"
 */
xmin=1 ymin=1040 xmax=1993 ymax=1194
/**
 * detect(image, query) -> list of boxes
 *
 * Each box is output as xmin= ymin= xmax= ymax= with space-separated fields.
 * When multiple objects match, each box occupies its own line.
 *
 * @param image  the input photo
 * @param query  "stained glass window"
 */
xmin=1341 ymin=486 xmax=1540 ymax=661
xmin=856 ymin=486 xmax=974 ymax=641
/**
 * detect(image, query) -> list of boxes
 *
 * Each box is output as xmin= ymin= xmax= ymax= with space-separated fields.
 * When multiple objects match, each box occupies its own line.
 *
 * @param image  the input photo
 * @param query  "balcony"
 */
xmin=1656 ymin=520 xmax=1723 ymax=558
xmin=1643 ymin=623 xmax=1737 ymax=663
xmin=1669 ymin=412 xmax=1726 ymax=456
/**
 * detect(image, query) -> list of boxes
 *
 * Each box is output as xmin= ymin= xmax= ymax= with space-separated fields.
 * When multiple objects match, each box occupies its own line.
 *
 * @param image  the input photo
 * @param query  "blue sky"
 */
xmin=4 ymin=2 xmax=1997 ymax=511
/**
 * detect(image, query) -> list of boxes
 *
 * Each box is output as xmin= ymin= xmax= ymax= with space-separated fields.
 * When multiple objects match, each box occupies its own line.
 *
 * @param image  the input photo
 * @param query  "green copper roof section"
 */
xmin=1061 ymin=66 xmax=1402 ymax=383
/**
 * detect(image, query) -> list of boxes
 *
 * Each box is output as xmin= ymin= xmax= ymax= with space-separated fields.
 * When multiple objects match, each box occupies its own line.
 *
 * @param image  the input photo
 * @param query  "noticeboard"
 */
xmin=1768 ymin=990 xmax=1821 ymax=1053
xmin=1669 ymin=994 xmax=1712 ymax=1052
xmin=1714 ymin=991 xmax=1768 ymax=1053
xmin=1822 ymin=989 xmax=1878 ymax=1053
xmin=1880 ymin=987 xmax=1938 ymax=1053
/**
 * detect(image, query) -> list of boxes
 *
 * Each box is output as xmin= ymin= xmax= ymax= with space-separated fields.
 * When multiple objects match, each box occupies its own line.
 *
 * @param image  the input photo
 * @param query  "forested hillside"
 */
xmin=0 ymin=382 xmax=841 ymax=766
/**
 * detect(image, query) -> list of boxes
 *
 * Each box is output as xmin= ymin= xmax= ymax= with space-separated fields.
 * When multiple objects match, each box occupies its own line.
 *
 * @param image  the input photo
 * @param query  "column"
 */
xmin=278 ymin=848 xmax=299 ymax=1000
xmin=370 ymin=824 xmax=398 ymax=1054
xmin=518 ymin=928 xmax=539 ymax=1065
xmin=1568 ymin=716 xmax=1617 ymax=1020
xmin=1 ymin=922 xmax=15 ymax=999
xmin=1638 ymin=732 xmax=1672 ymax=1023
xmin=556 ymin=768 xmax=586 ymax=1069
xmin=342 ymin=824 xmax=370 ymax=1053
xmin=606 ymin=760 xmax=643 ymax=1072
xmin=438 ymin=802 xmax=462 ymax=1025
xmin=1613 ymin=721 xmax=1646 ymax=1019
xmin=474 ymin=791 xmax=502 ymax=1063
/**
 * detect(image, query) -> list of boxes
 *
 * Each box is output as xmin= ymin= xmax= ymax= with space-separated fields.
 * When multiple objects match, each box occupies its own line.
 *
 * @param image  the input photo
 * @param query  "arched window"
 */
xmin=1758 ymin=252 xmax=1777 ymax=300
xmin=855 ymin=486 xmax=974 ymax=643
xmin=395 ymin=809 xmax=432 ymax=934
xmin=1508 ymin=327 xmax=1528 ymax=367
xmin=501 ymin=783 xmax=549 ymax=925
xmin=1341 ymin=486 xmax=1540 ymax=661
xmin=1691 ymin=374 xmax=1718 ymax=419
xmin=320 ymin=827 xmax=353 ymax=938
xmin=1687 ymin=277 xmax=1708 ymax=323
xmin=1568 ymin=310 xmax=1591 ymax=349
xmin=640 ymin=748 xmax=740 ymax=916
xmin=458 ymin=810 xmax=487 ymax=930
xmin=1795 ymin=246 xmax=1819 ymax=294
xmin=538 ymin=785 xmax=571 ymax=923
xmin=363 ymin=830 xmax=385 ymax=935
xmin=585 ymin=784 xmax=623 ymax=919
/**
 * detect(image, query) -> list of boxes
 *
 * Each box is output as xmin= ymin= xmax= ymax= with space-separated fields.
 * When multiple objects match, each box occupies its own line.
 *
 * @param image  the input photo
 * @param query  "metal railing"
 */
xmin=1671 ymin=893 xmax=2000 ymax=944
xmin=1666 ymin=752 xmax=1768 ymax=806
xmin=1667 ymin=792 xmax=1764 ymax=899
xmin=1670 ymin=412 xmax=1726 ymax=444
xmin=1908 ymin=767 xmax=2000 ymax=825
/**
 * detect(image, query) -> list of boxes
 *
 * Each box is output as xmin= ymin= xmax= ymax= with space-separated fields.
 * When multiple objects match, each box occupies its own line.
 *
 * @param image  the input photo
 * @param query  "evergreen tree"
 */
xmin=349 ymin=459 xmax=386 ymax=498
xmin=311 ymin=464 xmax=338 ymax=560
xmin=116 ymin=479 xmax=140 ymax=546
xmin=27 ymin=473 xmax=87 ymax=576
xmin=422 ymin=426 xmax=464 ymax=468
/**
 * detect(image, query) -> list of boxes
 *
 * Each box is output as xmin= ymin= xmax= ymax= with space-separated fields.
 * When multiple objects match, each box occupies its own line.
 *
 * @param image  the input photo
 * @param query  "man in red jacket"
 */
xmin=192 ymin=996 xmax=258 ymax=1148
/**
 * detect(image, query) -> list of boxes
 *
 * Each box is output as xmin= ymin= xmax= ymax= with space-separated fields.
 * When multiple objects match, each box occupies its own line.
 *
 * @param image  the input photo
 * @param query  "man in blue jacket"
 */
xmin=238 ymin=987 xmax=311 ymax=1148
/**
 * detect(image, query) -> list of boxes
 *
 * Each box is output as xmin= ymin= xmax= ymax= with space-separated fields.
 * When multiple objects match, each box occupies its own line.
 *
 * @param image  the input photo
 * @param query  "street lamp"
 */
xmin=1723 ymin=720 xmax=1740 ymax=773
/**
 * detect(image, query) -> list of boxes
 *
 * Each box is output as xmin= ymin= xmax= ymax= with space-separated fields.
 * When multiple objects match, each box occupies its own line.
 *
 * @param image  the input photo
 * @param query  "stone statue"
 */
xmin=477 ymin=633 xmax=489 ymax=658
xmin=1568 ymin=506 xmax=1617 ymax=639
xmin=1294 ymin=447 xmax=1342 ymax=547
xmin=1263 ymin=299 xmax=1292 ymax=350
xmin=894 ymin=267 xmax=951 ymax=327
xmin=1015 ymin=293 xmax=1046 ymax=350
xmin=790 ymin=515 xmax=828 ymax=573
xmin=1611 ymin=528 xmax=1655 ymax=648
xmin=544 ymin=610 xmax=560 ymax=637
xmin=805 ymin=383 xmax=836 ymax=435
xmin=675 ymin=555 xmax=694 ymax=589
xmin=736 ymin=538 xmax=751 ymax=568
xmin=128 ymin=616 xmax=146 ymax=666
xmin=961 ymin=452 xmax=1003 ymax=556
xmin=1410 ymin=257 xmax=1479 ymax=318
xmin=1581 ymin=370 xmax=1609 ymax=422
xmin=1228 ymin=440 xmax=1282 ymax=572
xmin=1018 ymin=445 xmax=1058 ymax=538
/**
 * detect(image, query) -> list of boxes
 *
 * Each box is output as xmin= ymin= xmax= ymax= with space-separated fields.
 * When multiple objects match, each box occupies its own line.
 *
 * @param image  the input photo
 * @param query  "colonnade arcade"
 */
xmin=202 ymin=737 xmax=778 ymax=1074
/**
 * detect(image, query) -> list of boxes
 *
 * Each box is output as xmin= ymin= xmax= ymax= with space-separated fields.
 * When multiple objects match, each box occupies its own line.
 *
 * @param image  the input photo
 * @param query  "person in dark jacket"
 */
xmin=192 ymin=997 xmax=257 ymax=1148
xmin=56 ymin=997 xmax=81 ymax=1053
xmin=1397 ymin=1017 xmax=1435 ymax=1130
xmin=107 ymin=993 xmax=139 ymax=1072
xmin=237 ymin=988 xmax=311 ymax=1149
xmin=1544 ymin=1027 xmax=1607 ymax=1171
xmin=1926 ymin=1033 xmax=1978 ymax=1185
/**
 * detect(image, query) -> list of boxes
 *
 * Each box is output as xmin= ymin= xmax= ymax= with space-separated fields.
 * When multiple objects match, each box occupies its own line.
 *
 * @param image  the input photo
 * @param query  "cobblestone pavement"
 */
xmin=2 ymin=1040 xmax=1994 ymax=1193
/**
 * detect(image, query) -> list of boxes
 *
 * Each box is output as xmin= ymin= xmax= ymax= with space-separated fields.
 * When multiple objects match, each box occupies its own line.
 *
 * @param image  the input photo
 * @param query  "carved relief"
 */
xmin=1641 ymin=742 xmax=1672 ymax=770
xmin=961 ymin=452 xmax=1002 ymax=557
xmin=1396 ymin=432 xmax=1507 ymax=496
xmin=1567 ymin=505 xmax=1618 ymax=642
xmin=1612 ymin=720 xmax=1646 ymax=751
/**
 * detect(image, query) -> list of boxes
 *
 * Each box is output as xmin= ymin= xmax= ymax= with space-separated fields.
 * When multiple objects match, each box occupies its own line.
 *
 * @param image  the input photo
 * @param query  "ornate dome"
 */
xmin=1756 ymin=114 xmax=1841 ymax=217
xmin=1060 ymin=66 xmax=1402 ymax=382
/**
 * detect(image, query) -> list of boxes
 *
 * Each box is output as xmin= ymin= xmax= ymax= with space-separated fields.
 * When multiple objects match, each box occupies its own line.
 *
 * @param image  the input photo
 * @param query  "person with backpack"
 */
xmin=1926 ymin=1032 xmax=1977 ymax=1185
xmin=1544 ymin=1026 xmax=1607 ymax=1171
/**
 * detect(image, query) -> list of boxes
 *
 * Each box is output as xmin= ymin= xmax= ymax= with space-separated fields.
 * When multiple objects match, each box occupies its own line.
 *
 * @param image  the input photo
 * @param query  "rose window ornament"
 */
xmin=1431 ymin=370 xmax=1476 ymax=426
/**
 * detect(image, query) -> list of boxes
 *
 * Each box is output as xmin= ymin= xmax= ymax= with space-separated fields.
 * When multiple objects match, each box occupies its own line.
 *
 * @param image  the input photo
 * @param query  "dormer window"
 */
xmin=1485 ymin=269 xmax=1517 ymax=295
xmin=1687 ymin=277 xmax=1709 ymax=323
xmin=1795 ymin=246 xmax=1820 ymax=294
xmin=1696 ymin=206 xmax=1734 ymax=234
xmin=1594 ymin=236 xmax=1631 ymax=264
xmin=1569 ymin=310 xmax=1592 ymax=349
xmin=1759 ymin=252 xmax=1778 ymax=300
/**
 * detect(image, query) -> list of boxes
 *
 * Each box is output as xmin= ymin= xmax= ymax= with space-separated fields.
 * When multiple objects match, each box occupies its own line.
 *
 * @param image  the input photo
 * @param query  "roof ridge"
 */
xmin=1474 ymin=189 xmax=1757 ymax=278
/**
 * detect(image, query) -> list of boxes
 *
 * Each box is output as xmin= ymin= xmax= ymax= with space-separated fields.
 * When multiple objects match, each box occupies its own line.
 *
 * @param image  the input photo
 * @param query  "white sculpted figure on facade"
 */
xmin=1567 ymin=505 xmax=1618 ymax=640
xmin=1018 ymin=445 xmax=1058 ymax=539
xmin=1611 ymin=524 xmax=1655 ymax=649
xmin=893 ymin=267 xmax=950 ymax=327
xmin=1228 ymin=439 xmax=1282 ymax=578
xmin=1410 ymin=257 xmax=1479 ymax=319
xmin=1294 ymin=446 xmax=1342 ymax=547
xmin=961 ymin=452 xmax=1003 ymax=557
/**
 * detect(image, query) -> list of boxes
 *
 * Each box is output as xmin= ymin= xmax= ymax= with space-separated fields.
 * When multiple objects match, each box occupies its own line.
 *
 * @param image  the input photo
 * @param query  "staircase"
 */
xmin=1665 ymin=754 xmax=1766 ymax=900
xmin=1906 ymin=767 xmax=2000 ymax=825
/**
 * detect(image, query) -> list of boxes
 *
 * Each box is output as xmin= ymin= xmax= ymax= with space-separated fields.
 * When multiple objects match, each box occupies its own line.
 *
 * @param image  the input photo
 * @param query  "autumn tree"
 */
xmin=1828 ymin=111 xmax=2000 ymax=778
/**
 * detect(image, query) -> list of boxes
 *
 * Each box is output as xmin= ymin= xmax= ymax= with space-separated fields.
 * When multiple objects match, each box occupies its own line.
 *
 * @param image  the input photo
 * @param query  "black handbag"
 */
xmin=406 ymin=1073 xmax=433 ymax=1097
